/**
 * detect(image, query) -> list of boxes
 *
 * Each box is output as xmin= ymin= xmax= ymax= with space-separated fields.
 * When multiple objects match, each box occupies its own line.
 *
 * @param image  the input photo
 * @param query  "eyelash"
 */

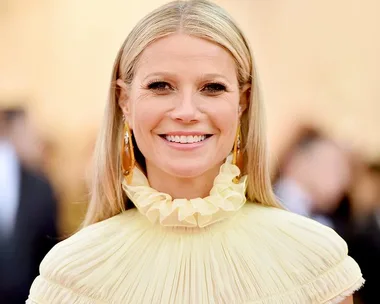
xmin=146 ymin=81 xmax=227 ymax=94
xmin=203 ymin=82 xmax=227 ymax=93
xmin=147 ymin=81 xmax=172 ymax=91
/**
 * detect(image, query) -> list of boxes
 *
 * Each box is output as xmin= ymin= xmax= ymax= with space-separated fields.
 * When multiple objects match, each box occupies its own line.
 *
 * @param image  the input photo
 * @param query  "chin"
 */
xmin=167 ymin=165 xmax=209 ymax=179
xmin=161 ymin=159 xmax=217 ymax=179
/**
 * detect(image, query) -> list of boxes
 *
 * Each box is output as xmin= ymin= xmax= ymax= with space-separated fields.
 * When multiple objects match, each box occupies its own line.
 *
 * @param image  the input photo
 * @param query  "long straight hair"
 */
xmin=83 ymin=0 xmax=281 ymax=227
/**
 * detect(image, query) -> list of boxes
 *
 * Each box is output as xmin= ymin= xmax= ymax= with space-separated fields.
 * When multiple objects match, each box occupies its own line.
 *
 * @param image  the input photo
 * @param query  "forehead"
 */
xmin=135 ymin=34 xmax=237 ymax=81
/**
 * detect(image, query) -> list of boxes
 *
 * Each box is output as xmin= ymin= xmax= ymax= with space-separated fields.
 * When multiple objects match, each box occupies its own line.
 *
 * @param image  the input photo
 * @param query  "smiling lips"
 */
xmin=159 ymin=133 xmax=212 ymax=144
xmin=165 ymin=134 xmax=206 ymax=143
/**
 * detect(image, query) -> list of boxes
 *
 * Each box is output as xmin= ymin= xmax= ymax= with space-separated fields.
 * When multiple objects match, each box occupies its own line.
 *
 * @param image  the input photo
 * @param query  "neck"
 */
xmin=145 ymin=161 xmax=223 ymax=199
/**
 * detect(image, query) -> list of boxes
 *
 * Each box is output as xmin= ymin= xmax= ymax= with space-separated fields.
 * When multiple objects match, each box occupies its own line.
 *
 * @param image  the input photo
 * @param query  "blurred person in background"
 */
xmin=274 ymin=127 xmax=380 ymax=303
xmin=0 ymin=107 xmax=58 ymax=304
xmin=274 ymin=128 xmax=352 ymax=229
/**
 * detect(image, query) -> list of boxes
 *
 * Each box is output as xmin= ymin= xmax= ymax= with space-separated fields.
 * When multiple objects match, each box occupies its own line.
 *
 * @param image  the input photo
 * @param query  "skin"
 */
xmin=119 ymin=33 xmax=248 ymax=199
xmin=340 ymin=295 xmax=353 ymax=304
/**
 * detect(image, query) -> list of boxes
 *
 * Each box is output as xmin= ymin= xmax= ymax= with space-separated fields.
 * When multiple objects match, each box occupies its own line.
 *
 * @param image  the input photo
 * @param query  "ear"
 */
xmin=116 ymin=79 xmax=131 ymax=122
xmin=239 ymin=83 xmax=250 ymax=118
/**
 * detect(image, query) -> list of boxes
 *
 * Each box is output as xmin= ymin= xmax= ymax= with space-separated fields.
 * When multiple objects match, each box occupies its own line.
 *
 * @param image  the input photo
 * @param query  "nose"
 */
xmin=169 ymin=91 xmax=200 ymax=123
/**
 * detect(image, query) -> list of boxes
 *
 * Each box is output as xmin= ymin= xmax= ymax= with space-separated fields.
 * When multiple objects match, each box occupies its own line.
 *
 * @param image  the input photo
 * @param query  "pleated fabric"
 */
xmin=27 ymin=159 xmax=363 ymax=303
xmin=27 ymin=204 xmax=363 ymax=303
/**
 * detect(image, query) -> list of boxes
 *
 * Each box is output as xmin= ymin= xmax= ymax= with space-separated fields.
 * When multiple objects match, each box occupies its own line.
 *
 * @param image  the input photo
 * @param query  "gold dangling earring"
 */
xmin=232 ymin=122 xmax=243 ymax=183
xmin=121 ymin=120 xmax=135 ymax=184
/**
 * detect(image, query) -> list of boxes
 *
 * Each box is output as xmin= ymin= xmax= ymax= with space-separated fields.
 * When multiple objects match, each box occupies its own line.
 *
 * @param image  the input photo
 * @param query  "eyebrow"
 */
xmin=198 ymin=73 xmax=233 ymax=85
xmin=142 ymin=72 xmax=176 ymax=82
xmin=142 ymin=72 xmax=233 ymax=85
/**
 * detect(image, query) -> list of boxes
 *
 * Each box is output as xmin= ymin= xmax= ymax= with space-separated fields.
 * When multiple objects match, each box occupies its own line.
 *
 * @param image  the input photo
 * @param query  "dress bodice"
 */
xmin=27 ymin=158 xmax=363 ymax=303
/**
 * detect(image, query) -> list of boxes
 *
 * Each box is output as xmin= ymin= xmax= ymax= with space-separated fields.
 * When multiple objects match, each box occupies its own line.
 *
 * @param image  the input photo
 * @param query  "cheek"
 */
xmin=129 ymin=93 xmax=165 ymax=131
xmin=202 ymin=105 xmax=239 ymax=159
xmin=204 ymin=97 xmax=240 ymax=136
xmin=217 ymin=112 xmax=238 ymax=140
xmin=130 ymin=103 xmax=161 ymax=159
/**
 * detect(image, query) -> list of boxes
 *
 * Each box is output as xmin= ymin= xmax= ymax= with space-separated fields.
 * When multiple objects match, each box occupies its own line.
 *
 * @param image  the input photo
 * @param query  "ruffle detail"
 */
xmin=122 ymin=156 xmax=247 ymax=228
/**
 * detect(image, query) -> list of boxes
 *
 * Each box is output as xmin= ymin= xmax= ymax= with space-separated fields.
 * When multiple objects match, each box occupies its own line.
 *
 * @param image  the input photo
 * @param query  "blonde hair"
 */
xmin=83 ymin=0 xmax=281 ymax=226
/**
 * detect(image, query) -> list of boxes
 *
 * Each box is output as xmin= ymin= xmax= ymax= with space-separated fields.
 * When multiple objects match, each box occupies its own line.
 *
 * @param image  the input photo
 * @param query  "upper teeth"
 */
xmin=165 ymin=135 xmax=206 ymax=143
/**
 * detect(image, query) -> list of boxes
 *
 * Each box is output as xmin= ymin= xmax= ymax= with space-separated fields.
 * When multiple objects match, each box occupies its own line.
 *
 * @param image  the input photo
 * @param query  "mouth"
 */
xmin=159 ymin=134 xmax=213 ymax=144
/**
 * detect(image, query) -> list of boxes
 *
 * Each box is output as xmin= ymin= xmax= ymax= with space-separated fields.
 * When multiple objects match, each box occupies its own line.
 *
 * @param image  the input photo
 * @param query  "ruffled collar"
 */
xmin=122 ymin=156 xmax=247 ymax=228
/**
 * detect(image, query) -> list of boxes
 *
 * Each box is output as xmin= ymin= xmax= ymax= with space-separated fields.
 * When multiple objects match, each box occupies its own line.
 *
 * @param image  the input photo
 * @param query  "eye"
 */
xmin=147 ymin=81 xmax=172 ymax=91
xmin=201 ymin=82 xmax=227 ymax=94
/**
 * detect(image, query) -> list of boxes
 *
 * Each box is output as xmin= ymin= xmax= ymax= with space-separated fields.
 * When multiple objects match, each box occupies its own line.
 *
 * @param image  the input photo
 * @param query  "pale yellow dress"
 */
xmin=27 ymin=159 xmax=363 ymax=303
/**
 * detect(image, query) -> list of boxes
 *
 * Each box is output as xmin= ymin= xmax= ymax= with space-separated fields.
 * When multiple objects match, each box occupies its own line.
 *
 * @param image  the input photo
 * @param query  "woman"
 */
xmin=27 ymin=0 xmax=363 ymax=303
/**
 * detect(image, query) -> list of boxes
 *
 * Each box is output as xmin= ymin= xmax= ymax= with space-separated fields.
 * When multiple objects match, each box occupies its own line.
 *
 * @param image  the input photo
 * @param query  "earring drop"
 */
xmin=120 ymin=118 xmax=135 ymax=184
xmin=232 ymin=123 xmax=243 ymax=183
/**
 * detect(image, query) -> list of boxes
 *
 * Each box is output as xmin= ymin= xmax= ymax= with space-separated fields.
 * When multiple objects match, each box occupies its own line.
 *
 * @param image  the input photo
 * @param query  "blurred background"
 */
xmin=0 ymin=0 xmax=379 ymax=303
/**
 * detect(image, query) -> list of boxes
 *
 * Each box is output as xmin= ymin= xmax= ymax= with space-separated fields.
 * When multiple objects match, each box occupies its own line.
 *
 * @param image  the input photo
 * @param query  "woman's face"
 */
xmin=120 ymin=34 xmax=248 ymax=179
